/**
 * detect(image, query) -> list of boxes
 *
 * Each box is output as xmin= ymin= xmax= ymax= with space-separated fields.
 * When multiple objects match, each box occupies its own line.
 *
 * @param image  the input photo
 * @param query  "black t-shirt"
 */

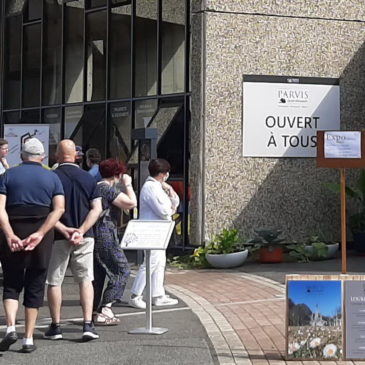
xmin=55 ymin=163 xmax=99 ymax=239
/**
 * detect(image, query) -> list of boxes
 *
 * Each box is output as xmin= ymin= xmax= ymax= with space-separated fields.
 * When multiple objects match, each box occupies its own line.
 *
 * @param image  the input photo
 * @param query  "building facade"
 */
xmin=190 ymin=1 xmax=365 ymax=244
xmin=1 ymin=1 xmax=365 ymax=246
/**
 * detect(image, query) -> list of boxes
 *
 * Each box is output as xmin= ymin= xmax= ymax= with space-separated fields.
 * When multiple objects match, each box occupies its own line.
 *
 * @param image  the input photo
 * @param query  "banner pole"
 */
xmin=340 ymin=168 xmax=347 ymax=274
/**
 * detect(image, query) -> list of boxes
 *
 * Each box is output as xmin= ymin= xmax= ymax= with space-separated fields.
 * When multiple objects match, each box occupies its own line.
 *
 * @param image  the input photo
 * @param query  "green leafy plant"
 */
xmin=191 ymin=246 xmax=209 ymax=267
xmin=327 ymin=170 xmax=365 ymax=234
xmin=205 ymin=228 xmax=245 ymax=254
xmin=246 ymin=229 xmax=285 ymax=252
xmin=288 ymin=235 xmax=336 ymax=262
xmin=287 ymin=243 xmax=311 ymax=263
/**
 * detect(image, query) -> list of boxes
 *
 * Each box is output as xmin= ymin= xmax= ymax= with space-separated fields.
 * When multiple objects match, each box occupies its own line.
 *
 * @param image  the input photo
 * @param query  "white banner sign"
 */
xmin=243 ymin=77 xmax=340 ymax=157
xmin=325 ymin=131 xmax=361 ymax=159
xmin=4 ymin=124 xmax=50 ymax=167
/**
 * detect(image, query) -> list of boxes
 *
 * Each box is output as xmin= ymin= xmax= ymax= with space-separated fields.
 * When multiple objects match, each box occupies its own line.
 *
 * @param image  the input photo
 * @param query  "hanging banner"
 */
xmin=4 ymin=124 xmax=50 ymax=167
xmin=243 ymin=75 xmax=340 ymax=157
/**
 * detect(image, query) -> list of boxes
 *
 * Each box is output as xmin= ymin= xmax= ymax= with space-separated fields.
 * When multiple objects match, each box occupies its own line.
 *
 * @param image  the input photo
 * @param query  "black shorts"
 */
xmin=2 ymin=267 xmax=48 ymax=308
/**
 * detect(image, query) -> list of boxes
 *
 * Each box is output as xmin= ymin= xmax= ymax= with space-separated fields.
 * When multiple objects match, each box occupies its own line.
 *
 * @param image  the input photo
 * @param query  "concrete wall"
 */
xmin=190 ymin=0 xmax=365 ymax=243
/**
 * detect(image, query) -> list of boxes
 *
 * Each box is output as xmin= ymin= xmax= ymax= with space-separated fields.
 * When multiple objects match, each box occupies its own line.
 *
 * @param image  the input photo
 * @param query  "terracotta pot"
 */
xmin=259 ymin=246 xmax=283 ymax=263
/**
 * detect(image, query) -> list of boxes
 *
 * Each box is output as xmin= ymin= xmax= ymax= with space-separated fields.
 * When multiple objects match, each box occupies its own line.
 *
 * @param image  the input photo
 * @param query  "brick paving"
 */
xmin=165 ymin=269 xmax=362 ymax=365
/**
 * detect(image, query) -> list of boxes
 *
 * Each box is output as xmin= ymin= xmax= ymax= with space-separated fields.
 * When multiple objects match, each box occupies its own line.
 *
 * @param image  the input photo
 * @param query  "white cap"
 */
xmin=22 ymin=138 xmax=45 ymax=155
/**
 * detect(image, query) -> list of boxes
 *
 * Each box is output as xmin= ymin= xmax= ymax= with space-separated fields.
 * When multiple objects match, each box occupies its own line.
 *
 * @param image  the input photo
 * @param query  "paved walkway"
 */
xmin=166 ymin=270 xmax=285 ymax=365
xmin=164 ymin=263 xmax=365 ymax=365
xmin=1 ymin=255 xmax=365 ymax=364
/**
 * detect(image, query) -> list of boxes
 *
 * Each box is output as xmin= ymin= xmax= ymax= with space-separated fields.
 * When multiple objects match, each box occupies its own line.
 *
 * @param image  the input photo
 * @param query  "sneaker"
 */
xmin=128 ymin=295 xmax=146 ymax=309
xmin=43 ymin=323 xmax=63 ymax=340
xmin=82 ymin=322 xmax=99 ymax=342
xmin=20 ymin=344 xmax=37 ymax=353
xmin=0 ymin=331 xmax=18 ymax=351
xmin=152 ymin=295 xmax=178 ymax=307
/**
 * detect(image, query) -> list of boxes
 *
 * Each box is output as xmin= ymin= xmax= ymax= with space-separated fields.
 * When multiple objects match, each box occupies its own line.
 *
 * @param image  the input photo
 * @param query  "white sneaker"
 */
xmin=152 ymin=295 xmax=178 ymax=307
xmin=128 ymin=295 xmax=146 ymax=309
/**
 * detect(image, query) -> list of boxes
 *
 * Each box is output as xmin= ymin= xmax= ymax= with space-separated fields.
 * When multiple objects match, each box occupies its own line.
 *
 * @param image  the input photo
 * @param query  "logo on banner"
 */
xmin=278 ymin=89 xmax=309 ymax=105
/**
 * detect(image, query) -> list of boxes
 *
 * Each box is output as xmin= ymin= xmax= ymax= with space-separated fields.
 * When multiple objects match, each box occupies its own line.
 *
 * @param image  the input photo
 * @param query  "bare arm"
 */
xmin=55 ymin=221 xmax=79 ymax=240
xmin=0 ymin=194 xmax=23 ymax=252
xmin=23 ymin=194 xmax=65 ymax=251
xmin=113 ymin=187 xmax=137 ymax=210
xmin=112 ymin=173 xmax=137 ymax=209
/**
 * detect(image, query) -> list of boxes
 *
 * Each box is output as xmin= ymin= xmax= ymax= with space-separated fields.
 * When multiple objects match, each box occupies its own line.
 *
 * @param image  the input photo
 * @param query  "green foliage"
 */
xmin=287 ymin=243 xmax=311 ymax=263
xmin=205 ymin=228 xmax=245 ymax=254
xmin=287 ymin=236 xmax=331 ymax=262
xmin=246 ymin=229 xmax=285 ymax=251
xmin=191 ymin=246 xmax=209 ymax=267
xmin=327 ymin=170 xmax=365 ymax=233
xmin=186 ymin=228 xmax=246 ymax=268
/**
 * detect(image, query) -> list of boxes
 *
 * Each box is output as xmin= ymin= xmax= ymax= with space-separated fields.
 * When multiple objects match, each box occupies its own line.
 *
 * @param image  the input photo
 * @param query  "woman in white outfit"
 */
xmin=129 ymin=159 xmax=179 ymax=308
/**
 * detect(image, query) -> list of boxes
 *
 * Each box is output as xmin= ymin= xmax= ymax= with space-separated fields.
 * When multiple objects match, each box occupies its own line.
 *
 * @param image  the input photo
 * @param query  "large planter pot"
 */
xmin=205 ymin=250 xmax=248 ymax=269
xmin=304 ymin=243 xmax=339 ymax=259
xmin=259 ymin=246 xmax=283 ymax=263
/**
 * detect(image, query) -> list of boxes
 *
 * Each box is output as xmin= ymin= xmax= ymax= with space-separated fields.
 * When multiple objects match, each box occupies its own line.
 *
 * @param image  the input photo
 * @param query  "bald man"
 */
xmin=44 ymin=139 xmax=102 ymax=342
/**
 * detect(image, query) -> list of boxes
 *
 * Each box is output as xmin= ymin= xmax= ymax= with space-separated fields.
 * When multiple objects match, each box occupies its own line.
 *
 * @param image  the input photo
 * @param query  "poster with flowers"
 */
xmin=287 ymin=280 xmax=343 ymax=360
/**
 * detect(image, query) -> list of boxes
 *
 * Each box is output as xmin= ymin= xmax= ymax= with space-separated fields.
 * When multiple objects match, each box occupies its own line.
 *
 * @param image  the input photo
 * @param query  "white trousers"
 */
xmin=131 ymin=250 xmax=166 ymax=298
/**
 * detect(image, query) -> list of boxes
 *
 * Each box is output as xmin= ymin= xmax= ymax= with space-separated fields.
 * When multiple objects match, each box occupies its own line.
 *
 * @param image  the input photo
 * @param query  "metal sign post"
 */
xmin=120 ymin=220 xmax=175 ymax=335
xmin=128 ymin=249 xmax=168 ymax=335
xmin=340 ymin=168 xmax=347 ymax=274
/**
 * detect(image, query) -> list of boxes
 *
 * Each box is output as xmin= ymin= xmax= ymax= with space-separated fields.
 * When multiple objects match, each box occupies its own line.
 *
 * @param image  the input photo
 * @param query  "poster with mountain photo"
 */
xmin=287 ymin=280 xmax=343 ymax=360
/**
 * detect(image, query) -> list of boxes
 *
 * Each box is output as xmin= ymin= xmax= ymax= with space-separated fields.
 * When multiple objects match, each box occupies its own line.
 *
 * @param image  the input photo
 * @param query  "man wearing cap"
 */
xmin=0 ymin=138 xmax=65 ymax=353
xmin=44 ymin=139 xmax=102 ymax=341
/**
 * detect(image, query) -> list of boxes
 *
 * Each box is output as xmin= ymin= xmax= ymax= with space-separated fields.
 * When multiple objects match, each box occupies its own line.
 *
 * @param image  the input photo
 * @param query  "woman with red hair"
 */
xmin=92 ymin=159 xmax=137 ymax=325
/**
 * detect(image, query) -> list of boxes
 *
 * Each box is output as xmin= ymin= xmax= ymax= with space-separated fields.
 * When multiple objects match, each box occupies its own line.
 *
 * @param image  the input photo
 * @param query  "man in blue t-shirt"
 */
xmin=0 ymin=138 xmax=65 ymax=353
xmin=44 ymin=139 xmax=102 ymax=342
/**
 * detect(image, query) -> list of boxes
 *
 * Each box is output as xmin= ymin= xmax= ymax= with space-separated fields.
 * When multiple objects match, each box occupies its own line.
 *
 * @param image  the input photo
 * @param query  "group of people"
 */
xmin=0 ymin=137 xmax=179 ymax=353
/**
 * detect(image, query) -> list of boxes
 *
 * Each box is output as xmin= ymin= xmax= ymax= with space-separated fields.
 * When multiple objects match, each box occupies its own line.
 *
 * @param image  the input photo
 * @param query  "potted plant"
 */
xmin=248 ymin=229 xmax=285 ymax=263
xmin=288 ymin=235 xmax=339 ymax=262
xmin=327 ymin=170 xmax=365 ymax=252
xmin=203 ymin=228 xmax=248 ymax=269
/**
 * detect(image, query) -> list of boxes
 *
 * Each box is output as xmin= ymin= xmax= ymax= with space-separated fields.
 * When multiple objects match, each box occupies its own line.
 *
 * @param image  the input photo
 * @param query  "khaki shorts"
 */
xmin=46 ymin=237 xmax=94 ymax=286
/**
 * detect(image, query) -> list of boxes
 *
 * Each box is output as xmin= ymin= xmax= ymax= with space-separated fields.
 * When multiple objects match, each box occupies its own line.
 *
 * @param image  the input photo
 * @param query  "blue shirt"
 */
xmin=88 ymin=164 xmax=102 ymax=182
xmin=0 ymin=162 xmax=64 ymax=207
xmin=55 ymin=163 xmax=99 ymax=238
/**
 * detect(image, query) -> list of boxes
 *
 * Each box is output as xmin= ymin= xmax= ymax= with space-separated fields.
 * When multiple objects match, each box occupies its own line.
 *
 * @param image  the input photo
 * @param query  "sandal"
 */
xmin=93 ymin=312 xmax=120 ymax=326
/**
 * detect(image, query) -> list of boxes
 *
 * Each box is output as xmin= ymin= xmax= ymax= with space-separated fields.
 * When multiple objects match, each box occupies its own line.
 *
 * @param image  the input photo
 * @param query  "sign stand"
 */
xmin=340 ymin=168 xmax=347 ymax=273
xmin=128 ymin=249 xmax=168 ymax=335
xmin=120 ymin=220 xmax=175 ymax=335
xmin=317 ymin=131 xmax=365 ymax=274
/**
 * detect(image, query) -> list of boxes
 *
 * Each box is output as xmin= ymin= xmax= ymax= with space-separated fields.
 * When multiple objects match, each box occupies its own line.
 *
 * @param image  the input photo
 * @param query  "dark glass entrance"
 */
xmin=0 ymin=0 xmax=191 ymax=248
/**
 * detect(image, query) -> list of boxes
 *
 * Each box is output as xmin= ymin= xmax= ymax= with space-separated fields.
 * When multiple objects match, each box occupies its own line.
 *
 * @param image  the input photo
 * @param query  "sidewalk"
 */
xmin=0 ymin=253 xmax=363 ymax=364
xmin=165 ymin=253 xmax=365 ymax=365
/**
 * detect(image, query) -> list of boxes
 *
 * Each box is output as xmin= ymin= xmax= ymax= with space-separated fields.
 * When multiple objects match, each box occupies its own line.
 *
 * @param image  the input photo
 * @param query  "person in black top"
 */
xmin=44 ymin=139 xmax=102 ymax=342
xmin=0 ymin=138 xmax=65 ymax=353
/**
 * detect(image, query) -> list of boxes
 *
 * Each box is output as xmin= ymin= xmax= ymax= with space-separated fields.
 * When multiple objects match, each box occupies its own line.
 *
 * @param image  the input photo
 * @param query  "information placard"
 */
xmin=120 ymin=220 xmax=175 ymax=250
xmin=242 ymin=75 xmax=340 ymax=157
xmin=345 ymin=281 xmax=365 ymax=359
xmin=325 ymin=131 xmax=361 ymax=159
